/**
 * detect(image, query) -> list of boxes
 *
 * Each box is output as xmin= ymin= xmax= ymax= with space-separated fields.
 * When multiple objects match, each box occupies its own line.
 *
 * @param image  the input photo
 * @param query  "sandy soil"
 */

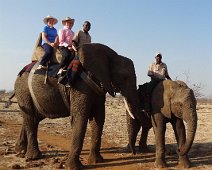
xmin=0 ymin=95 xmax=212 ymax=169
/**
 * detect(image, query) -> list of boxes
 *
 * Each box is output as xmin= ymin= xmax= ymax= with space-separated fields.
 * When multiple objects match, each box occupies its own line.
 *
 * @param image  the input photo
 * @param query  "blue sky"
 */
xmin=0 ymin=0 xmax=211 ymax=97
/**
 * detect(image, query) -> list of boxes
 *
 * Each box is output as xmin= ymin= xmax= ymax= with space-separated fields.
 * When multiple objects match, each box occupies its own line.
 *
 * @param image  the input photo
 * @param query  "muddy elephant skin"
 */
xmin=14 ymin=43 xmax=150 ymax=170
xmin=127 ymin=80 xmax=197 ymax=168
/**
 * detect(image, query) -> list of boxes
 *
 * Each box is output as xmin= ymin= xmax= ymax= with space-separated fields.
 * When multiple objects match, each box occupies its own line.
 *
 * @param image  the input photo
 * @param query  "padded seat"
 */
xmin=31 ymin=33 xmax=63 ymax=64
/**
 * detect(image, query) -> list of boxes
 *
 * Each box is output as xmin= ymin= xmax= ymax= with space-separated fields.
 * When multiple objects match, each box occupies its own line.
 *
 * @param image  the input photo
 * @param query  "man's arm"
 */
xmin=72 ymin=40 xmax=78 ymax=51
xmin=148 ymin=70 xmax=155 ymax=78
xmin=72 ymin=31 xmax=79 ymax=49
xmin=54 ymin=36 xmax=59 ymax=47
xmin=147 ymin=64 xmax=162 ymax=80
xmin=166 ymin=75 xmax=172 ymax=80
xmin=165 ymin=66 xmax=172 ymax=80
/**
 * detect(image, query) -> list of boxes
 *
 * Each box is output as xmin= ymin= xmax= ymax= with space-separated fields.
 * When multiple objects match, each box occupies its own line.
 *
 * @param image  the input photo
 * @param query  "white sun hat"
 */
xmin=62 ymin=17 xmax=75 ymax=26
xmin=43 ymin=15 xmax=58 ymax=25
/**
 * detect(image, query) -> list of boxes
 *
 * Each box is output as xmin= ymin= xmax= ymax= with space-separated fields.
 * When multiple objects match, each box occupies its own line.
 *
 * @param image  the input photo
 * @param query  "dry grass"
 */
xmin=0 ymin=94 xmax=211 ymax=169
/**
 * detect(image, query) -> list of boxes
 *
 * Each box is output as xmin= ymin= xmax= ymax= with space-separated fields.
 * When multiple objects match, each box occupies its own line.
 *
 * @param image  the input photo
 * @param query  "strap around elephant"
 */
xmin=28 ymin=62 xmax=46 ymax=114
xmin=80 ymin=71 xmax=105 ymax=96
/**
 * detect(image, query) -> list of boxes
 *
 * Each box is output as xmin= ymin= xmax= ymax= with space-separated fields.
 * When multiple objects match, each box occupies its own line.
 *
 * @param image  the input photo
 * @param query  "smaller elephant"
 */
xmin=127 ymin=80 xmax=197 ymax=168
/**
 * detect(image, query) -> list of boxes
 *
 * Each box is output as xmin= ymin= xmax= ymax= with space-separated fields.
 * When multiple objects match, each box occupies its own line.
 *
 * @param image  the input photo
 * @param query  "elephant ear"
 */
xmin=77 ymin=43 xmax=116 ymax=97
xmin=161 ymin=95 xmax=171 ymax=118
xmin=160 ymin=80 xmax=172 ymax=118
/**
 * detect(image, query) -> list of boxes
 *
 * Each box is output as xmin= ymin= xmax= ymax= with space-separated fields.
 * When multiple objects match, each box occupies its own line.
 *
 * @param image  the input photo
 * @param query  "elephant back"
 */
xmin=31 ymin=33 xmax=62 ymax=63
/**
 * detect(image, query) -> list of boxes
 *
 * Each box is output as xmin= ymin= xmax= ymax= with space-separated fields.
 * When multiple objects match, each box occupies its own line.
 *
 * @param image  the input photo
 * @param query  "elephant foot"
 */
xmin=127 ymin=144 xmax=136 ymax=155
xmin=15 ymin=143 xmax=27 ymax=156
xmin=177 ymin=155 xmax=191 ymax=168
xmin=65 ymin=158 xmax=84 ymax=170
xmin=25 ymin=150 xmax=42 ymax=161
xmin=16 ymin=151 xmax=26 ymax=158
xmin=87 ymin=153 xmax=104 ymax=164
xmin=155 ymin=158 xmax=167 ymax=168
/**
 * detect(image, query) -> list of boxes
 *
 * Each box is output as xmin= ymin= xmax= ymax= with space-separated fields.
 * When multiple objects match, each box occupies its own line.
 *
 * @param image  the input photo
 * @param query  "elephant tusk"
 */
xmin=124 ymin=98 xmax=135 ymax=119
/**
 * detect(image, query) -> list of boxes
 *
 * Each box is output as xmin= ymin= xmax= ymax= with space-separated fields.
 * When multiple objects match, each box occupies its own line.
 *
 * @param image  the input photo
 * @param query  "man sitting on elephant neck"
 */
xmin=145 ymin=53 xmax=171 ymax=113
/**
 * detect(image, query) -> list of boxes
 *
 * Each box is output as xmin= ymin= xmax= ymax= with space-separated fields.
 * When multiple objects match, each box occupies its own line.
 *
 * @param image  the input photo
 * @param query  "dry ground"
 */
xmin=0 ymin=95 xmax=212 ymax=169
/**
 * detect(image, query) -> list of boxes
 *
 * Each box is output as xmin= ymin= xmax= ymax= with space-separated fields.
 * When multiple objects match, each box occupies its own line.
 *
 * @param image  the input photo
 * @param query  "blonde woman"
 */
xmin=58 ymin=17 xmax=75 ymax=74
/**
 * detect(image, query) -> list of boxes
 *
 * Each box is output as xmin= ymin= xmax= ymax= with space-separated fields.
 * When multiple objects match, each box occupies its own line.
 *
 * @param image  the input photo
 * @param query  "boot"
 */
xmin=57 ymin=68 xmax=63 ymax=75
xmin=67 ymin=71 xmax=77 ymax=86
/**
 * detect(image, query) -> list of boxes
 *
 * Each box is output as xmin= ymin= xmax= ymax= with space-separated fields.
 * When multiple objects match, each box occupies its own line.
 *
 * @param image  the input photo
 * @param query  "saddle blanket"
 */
xmin=18 ymin=61 xmax=60 ymax=78
xmin=18 ymin=56 xmax=81 ymax=79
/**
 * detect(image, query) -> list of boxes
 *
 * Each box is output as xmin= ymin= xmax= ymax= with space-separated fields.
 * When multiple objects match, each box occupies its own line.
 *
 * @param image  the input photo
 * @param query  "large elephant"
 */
xmin=14 ymin=43 xmax=150 ymax=170
xmin=127 ymin=80 xmax=197 ymax=168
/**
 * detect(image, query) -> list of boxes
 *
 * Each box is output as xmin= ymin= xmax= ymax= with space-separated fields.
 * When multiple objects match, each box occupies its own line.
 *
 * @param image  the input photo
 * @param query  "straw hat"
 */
xmin=43 ymin=15 xmax=58 ymax=25
xmin=62 ymin=17 xmax=75 ymax=25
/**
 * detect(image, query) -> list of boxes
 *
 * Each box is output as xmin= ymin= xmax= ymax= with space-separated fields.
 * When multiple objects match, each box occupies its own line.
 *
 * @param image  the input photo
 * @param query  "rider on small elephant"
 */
xmin=146 ymin=53 xmax=171 ymax=113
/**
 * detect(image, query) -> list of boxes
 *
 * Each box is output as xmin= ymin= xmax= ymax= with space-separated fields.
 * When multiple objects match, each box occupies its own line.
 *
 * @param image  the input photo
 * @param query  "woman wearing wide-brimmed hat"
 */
xmin=57 ymin=17 xmax=75 ymax=75
xmin=37 ymin=15 xmax=59 ymax=70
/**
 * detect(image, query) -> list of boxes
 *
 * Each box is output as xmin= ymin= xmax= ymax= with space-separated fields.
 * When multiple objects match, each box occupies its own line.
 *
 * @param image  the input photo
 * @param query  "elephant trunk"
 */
xmin=178 ymin=110 xmax=197 ymax=156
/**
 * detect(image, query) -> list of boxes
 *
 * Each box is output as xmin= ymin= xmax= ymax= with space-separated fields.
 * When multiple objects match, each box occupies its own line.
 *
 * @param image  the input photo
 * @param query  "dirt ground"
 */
xmin=0 ymin=95 xmax=212 ymax=170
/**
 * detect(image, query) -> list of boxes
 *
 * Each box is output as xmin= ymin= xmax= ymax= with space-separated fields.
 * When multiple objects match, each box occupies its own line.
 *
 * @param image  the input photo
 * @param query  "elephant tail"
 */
xmin=178 ymin=112 xmax=197 ymax=156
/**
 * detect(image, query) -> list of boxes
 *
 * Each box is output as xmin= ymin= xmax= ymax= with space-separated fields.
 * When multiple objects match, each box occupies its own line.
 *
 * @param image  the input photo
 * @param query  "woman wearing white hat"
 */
xmin=57 ymin=17 xmax=75 ymax=75
xmin=37 ymin=15 xmax=59 ymax=70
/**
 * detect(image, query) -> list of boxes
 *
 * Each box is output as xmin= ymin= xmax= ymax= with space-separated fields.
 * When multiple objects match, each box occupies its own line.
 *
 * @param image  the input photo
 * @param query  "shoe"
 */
xmin=65 ymin=84 xmax=71 ymax=88
xmin=57 ymin=75 xmax=67 ymax=85
xmin=37 ymin=65 xmax=47 ymax=70
xmin=57 ymin=68 xmax=63 ymax=75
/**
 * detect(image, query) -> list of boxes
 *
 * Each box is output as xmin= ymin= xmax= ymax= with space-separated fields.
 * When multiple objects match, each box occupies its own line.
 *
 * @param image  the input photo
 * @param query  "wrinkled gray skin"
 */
xmin=126 ymin=111 xmax=152 ymax=154
xmin=127 ymin=80 xmax=197 ymax=168
xmin=14 ymin=43 xmax=151 ymax=170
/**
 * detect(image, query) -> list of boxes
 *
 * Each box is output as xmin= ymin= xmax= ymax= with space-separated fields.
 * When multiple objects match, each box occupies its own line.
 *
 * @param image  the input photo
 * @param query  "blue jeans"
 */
xmin=59 ymin=47 xmax=75 ymax=69
xmin=40 ymin=43 xmax=53 ymax=66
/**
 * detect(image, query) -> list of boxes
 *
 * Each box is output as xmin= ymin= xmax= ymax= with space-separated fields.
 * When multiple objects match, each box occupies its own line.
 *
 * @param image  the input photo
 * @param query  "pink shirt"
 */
xmin=59 ymin=26 xmax=74 ymax=47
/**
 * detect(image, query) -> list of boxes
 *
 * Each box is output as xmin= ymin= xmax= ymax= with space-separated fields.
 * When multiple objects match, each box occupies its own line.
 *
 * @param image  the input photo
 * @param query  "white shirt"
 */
xmin=148 ymin=62 xmax=170 ymax=80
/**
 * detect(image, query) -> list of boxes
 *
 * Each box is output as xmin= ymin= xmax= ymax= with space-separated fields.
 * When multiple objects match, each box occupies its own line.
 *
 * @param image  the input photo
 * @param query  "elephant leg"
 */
xmin=126 ymin=113 xmax=141 ymax=154
xmin=87 ymin=100 xmax=105 ymax=164
xmin=139 ymin=126 xmax=151 ymax=153
xmin=15 ymin=81 xmax=43 ymax=160
xmin=15 ymin=121 xmax=28 ymax=157
xmin=15 ymin=90 xmax=43 ymax=161
xmin=66 ymin=116 xmax=87 ymax=169
xmin=24 ymin=111 xmax=43 ymax=161
xmin=171 ymin=118 xmax=191 ymax=168
xmin=66 ymin=103 xmax=88 ymax=169
xmin=152 ymin=113 xmax=167 ymax=168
